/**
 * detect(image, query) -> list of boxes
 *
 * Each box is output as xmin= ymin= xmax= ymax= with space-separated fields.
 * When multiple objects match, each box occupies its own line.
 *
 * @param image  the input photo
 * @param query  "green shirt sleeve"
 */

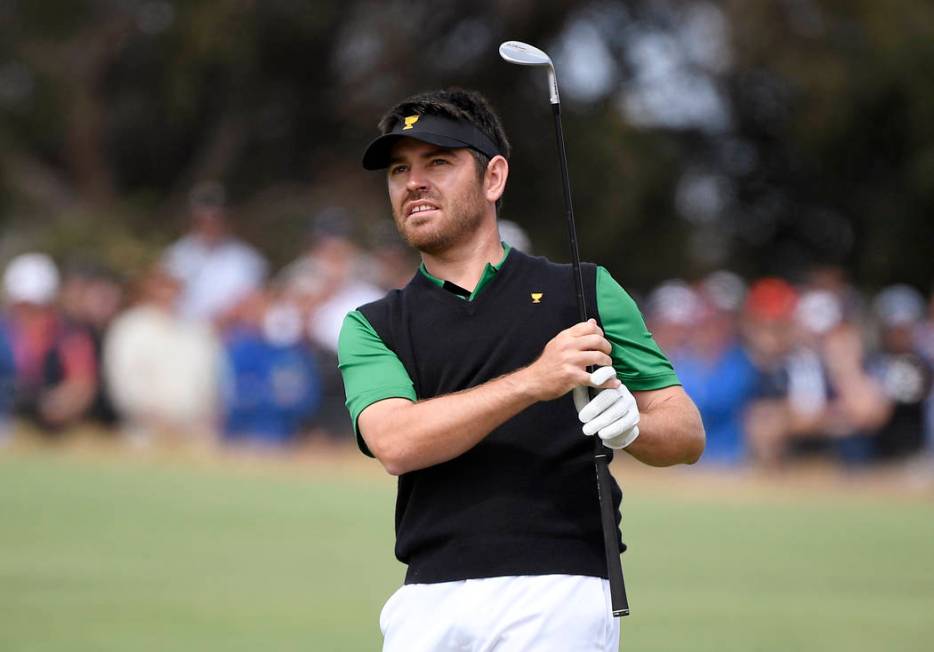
xmin=596 ymin=266 xmax=681 ymax=391
xmin=337 ymin=310 xmax=417 ymax=456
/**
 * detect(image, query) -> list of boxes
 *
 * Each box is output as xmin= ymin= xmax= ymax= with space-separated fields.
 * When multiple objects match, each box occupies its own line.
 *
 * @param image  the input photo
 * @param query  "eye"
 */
xmin=430 ymin=158 xmax=449 ymax=166
xmin=388 ymin=164 xmax=408 ymax=176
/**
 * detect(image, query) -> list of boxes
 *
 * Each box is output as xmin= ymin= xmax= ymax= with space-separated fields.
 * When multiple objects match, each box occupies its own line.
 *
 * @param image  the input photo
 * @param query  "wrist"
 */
xmin=606 ymin=425 xmax=640 ymax=450
xmin=505 ymin=365 xmax=541 ymax=404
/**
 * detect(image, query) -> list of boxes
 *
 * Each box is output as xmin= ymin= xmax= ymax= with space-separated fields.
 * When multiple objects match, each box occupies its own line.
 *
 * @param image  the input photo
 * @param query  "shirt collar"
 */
xmin=419 ymin=242 xmax=512 ymax=301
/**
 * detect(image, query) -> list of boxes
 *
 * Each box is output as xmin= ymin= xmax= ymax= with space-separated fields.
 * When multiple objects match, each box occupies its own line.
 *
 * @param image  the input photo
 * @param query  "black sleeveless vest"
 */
xmin=358 ymin=249 xmax=622 ymax=583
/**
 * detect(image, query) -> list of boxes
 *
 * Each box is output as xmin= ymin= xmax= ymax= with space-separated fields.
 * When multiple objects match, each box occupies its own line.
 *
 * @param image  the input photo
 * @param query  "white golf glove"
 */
xmin=572 ymin=366 xmax=640 ymax=450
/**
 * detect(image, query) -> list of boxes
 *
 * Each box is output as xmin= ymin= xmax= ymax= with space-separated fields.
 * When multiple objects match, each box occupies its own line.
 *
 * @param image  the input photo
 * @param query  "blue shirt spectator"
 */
xmin=0 ymin=319 xmax=16 ymax=426
xmin=676 ymin=343 xmax=759 ymax=466
xmin=222 ymin=301 xmax=322 ymax=446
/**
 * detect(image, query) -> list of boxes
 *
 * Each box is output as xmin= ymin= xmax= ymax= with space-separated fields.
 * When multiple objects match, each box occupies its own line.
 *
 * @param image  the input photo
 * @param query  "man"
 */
xmin=281 ymin=208 xmax=383 ymax=440
xmin=867 ymin=285 xmax=930 ymax=461
xmin=104 ymin=265 xmax=222 ymax=445
xmin=162 ymin=182 xmax=267 ymax=324
xmin=3 ymin=252 xmax=98 ymax=432
xmin=281 ymin=207 xmax=382 ymax=354
xmin=338 ymin=89 xmax=704 ymax=651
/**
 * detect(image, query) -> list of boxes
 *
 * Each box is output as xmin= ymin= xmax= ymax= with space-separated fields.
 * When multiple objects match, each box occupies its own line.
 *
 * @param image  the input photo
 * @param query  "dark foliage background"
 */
xmin=0 ymin=0 xmax=931 ymax=291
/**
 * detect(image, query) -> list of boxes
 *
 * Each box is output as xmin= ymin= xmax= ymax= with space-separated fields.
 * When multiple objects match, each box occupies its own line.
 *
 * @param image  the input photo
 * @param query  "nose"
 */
xmin=405 ymin=165 xmax=429 ymax=192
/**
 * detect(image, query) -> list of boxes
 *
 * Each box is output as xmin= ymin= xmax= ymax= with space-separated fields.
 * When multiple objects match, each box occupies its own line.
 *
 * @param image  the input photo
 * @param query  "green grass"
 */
xmin=1 ymin=451 xmax=933 ymax=651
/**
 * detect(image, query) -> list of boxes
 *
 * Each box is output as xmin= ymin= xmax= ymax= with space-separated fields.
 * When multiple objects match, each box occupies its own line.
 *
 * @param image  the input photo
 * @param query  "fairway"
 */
xmin=1 ymin=448 xmax=932 ymax=651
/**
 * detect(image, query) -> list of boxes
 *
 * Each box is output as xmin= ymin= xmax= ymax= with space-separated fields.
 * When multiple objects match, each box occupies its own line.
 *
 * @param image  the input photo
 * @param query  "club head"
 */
xmin=498 ymin=41 xmax=553 ymax=67
xmin=498 ymin=41 xmax=560 ymax=104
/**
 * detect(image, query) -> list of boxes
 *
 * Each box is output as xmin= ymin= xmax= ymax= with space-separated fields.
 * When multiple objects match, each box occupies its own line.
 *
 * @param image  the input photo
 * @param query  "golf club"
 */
xmin=499 ymin=39 xmax=630 ymax=618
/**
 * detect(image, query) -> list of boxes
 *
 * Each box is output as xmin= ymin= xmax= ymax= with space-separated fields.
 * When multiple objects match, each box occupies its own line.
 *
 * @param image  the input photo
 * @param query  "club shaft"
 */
xmin=551 ymin=103 xmax=587 ymax=324
xmin=551 ymin=102 xmax=630 ymax=617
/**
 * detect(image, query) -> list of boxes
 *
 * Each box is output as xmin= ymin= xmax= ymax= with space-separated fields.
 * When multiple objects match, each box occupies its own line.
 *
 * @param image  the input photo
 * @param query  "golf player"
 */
xmin=338 ymin=88 xmax=705 ymax=651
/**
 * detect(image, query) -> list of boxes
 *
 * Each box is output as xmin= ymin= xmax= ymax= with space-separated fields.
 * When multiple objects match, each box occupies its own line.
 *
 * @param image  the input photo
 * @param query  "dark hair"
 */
xmin=188 ymin=181 xmax=226 ymax=211
xmin=378 ymin=88 xmax=511 ymax=209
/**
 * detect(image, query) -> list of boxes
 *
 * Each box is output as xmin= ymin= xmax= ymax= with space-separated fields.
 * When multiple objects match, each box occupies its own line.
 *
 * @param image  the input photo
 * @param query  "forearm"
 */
xmin=39 ymin=380 xmax=96 ymax=426
xmin=359 ymin=368 xmax=538 ymax=475
xmin=358 ymin=319 xmax=617 ymax=475
xmin=829 ymin=371 xmax=892 ymax=430
xmin=822 ymin=327 xmax=891 ymax=430
xmin=625 ymin=388 xmax=705 ymax=466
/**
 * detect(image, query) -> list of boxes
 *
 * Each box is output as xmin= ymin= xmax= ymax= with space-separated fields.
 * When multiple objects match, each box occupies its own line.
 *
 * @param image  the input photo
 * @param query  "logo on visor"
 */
xmin=531 ymin=293 xmax=543 ymax=304
xmin=403 ymin=115 xmax=420 ymax=130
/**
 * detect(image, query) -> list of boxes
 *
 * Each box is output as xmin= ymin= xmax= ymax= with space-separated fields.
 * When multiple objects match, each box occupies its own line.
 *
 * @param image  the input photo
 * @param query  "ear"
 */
xmin=483 ymin=155 xmax=509 ymax=204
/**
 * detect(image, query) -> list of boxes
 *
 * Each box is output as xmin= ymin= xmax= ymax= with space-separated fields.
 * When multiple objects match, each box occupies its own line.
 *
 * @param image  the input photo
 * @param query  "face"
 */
xmin=386 ymin=138 xmax=488 ymax=255
xmin=741 ymin=316 xmax=795 ymax=363
xmin=191 ymin=207 xmax=228 ymax=245
xmin=144 ymin=270 xmax=181 ymax=310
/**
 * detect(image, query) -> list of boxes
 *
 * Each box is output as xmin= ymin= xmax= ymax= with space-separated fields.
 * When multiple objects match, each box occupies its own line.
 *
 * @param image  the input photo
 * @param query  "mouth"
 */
xmin=405 ymin=201 xmax=440 ymax=218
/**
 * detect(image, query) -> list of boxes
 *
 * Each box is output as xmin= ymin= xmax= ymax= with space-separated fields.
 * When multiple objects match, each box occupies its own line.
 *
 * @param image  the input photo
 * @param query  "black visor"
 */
xmin=361 ymin=113 xmax=502 ymax=170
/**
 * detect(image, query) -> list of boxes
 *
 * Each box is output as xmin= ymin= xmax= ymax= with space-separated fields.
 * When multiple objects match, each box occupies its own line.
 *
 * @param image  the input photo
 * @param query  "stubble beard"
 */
xmin=393 ymin=184 xmax=487 ymax=256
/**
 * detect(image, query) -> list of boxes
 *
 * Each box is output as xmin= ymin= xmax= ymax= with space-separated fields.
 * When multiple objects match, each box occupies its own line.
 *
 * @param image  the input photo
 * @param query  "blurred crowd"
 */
xmin=646 ymin=269 xmax=934 ymax=469
xmin=1 ymin=184 xmax=932 ymax=470
xmin=0 ymin=184 xmax=418 ymax=450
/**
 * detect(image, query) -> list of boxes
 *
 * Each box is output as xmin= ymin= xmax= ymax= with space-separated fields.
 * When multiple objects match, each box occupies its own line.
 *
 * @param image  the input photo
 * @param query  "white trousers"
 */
xmin=380 ymin=575 xmax=620 ymax=652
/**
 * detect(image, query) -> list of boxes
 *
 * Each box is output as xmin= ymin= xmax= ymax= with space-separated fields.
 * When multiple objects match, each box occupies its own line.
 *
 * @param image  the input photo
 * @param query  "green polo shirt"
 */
xmin=337 ymin=245 xmax=679 ymax=434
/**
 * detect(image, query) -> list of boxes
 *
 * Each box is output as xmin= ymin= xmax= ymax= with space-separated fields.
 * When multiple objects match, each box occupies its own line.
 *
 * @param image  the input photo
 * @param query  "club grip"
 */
xmin=594 ymin=437 xmax=630 ymax=616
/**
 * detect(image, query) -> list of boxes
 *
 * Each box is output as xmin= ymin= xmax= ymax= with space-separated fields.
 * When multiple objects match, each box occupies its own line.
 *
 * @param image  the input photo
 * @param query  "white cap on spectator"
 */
xmin=795 ymin=289 xmax=843 ymax=335
xmin=498 ymin=219 xmax=532 ymax=254
xmin=263 ymin=302 xmax=304 ymax=347
xmin=701 ymin=270 xmax=746 ymax=312
xmin=647 ymin=280 xmax=702 ymax=326
xmin=3 ymin=252 xmax=60 ymax=305
xmin=873 ymin=284 xmax=925 ymax=327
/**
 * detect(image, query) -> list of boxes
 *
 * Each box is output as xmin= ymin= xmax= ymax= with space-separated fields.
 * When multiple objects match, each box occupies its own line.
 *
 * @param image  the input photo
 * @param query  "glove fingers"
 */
xmin=588 ymin=366 xmax=616 ymax=387
xmin=582 ymin=399 xmax=631 ymax=436
xmin=572 ymin=386 xmax=590 ymax=413
xmin=578 ymin=388 xmax=620 ymax=423
xmin=598 ymin=411 xmax=640 ymax=440
xmin=603 ymin=425 xmax=640 ymax=450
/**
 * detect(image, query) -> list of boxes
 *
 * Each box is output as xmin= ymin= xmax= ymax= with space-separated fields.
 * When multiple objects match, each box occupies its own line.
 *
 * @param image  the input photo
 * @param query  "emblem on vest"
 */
xmin=403 ymin=115 xmax=420 ymax=130
xmin=531 ymin=292 xmax=543 ymax=303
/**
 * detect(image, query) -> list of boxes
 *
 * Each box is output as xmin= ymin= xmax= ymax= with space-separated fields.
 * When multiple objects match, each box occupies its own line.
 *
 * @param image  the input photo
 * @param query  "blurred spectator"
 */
xmin=104 ymin=266 xmax=222 ymax=444
xmin=364 ymin=221 xmax=418 ymax=291
xmin=741 ymin=277 xmax=800 ymax=387
xmin=920 ymin=288 xmax=934 ymax=451
xmin=644 ymin=280 xmax=703 ymax=359
xmin=791 ymin=290 xmax=890 ymax=461
xmin=221 ymin=289 xmax=322 ymax=448
xmin=3 ymin=253 xmax=98 ymax=432
xmin=0 ymin=320 xmax=15 ymax=440
xmin=744 ymin=280 xmax=890 ymax=468
xmin=498 ymin=219 xmax=532 ymax=254
xmin=675 ymin=272 xmax=758 ymax=466
xmin=742 ymin=278 xmax=802 ymax=465
xmin=162 ymin=182 xmax=267 ymax=324
xmin=803 ymin=264 xmax=867 ymax=325
xmin=283 ymin=208 xmax=381 ymax=353
xmin=917 ymin=288 xmax=934 ymax=366
xmin=701 ymin=270 xmax=747 ymax=315
xmin=866 ymin=285 xmax=932 ymax=461
xmin=282 ymin=208 xmax=380 ymax=440
xmin=58 ymin=263 xmax=124 ymax=427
